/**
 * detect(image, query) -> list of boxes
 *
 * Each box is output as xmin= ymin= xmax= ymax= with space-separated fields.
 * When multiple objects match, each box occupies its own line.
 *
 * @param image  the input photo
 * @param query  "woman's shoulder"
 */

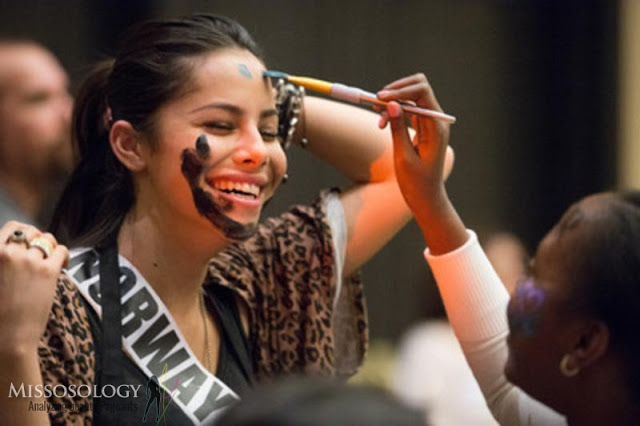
xmin=259 ymin=189 xmax=337 ymax=236
xmin=39 ymin=273 xmax=95 ymax=424
xmin=209 ymin=190 xmax=339 ymax=291
xmin=41 ymin=273 xmax=94 ymax=368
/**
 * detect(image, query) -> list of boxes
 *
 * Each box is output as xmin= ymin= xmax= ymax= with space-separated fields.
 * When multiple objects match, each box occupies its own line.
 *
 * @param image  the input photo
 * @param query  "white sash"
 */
xmin=66 ymin=247 xmax=239 ymax=425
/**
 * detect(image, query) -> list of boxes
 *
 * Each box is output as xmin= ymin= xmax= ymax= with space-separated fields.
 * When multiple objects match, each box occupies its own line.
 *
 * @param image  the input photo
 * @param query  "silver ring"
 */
xmin=28 ymin=237 xmax=54 ymax=259
xmin=5 ymin=229 xmax=29 ymax=246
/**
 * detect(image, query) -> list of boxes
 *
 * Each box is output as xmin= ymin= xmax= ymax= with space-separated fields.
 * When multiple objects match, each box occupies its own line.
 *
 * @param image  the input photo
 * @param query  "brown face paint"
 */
xmin=195 ymin=134 xmax=211 ymax=159
xmin=180 ymin=134 xmax=257 ymax=241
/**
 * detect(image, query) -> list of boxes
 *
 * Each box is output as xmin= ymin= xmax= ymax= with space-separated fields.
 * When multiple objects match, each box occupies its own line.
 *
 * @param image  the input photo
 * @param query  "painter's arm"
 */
xmin=299 ymin=96 xmax=454 ymax=276
xmin=383 ymin=74 xmax=566 ymax=425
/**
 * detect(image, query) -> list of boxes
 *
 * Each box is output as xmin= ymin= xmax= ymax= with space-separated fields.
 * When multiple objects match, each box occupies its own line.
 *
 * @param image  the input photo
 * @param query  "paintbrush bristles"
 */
xmin=262 ymin=70 xmax=290 ymax=79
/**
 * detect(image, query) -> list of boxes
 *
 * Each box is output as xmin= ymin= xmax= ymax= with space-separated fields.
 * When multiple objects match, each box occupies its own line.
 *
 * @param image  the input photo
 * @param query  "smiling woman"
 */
xmin=0 ymin=12 xmax=453 ymax=426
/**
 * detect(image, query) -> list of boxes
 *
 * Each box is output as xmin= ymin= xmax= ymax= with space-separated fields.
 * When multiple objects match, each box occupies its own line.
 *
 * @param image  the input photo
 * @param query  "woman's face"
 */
xmin=504 ymin=200 xmax=596 ymax=408
xmin=139 ymin=48 xmax=286 ymax=240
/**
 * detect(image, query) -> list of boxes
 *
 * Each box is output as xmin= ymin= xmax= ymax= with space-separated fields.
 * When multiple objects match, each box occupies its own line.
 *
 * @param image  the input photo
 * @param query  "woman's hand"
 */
xmin=0 ymin=221 xmax=68 ymax=357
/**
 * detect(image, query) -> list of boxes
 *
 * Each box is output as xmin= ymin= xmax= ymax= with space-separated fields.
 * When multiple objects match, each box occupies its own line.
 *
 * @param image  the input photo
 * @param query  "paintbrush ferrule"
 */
xmin=329 ymin=83 xmax=364 ymax=104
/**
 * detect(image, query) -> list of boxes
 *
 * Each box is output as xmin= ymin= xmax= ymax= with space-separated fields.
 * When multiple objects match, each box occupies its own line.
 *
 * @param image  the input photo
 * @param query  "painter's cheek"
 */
xmin=507 ymin=279 xmax=546 ymax=338
xmin=507 ymin=303 xmax=528 ymax=339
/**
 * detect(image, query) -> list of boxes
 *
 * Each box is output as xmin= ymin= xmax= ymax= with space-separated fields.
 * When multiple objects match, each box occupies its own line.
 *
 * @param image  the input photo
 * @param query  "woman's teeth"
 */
xmin=212 ymin=180 xmax=260 ymax=199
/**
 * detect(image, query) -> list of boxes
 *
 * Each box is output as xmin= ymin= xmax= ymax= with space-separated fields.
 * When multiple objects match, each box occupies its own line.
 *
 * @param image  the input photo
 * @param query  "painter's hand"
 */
xmin=377 ymin=73 xmax=452 ymax=217
xmin=0 ymin=221 xmax=68 ymax=357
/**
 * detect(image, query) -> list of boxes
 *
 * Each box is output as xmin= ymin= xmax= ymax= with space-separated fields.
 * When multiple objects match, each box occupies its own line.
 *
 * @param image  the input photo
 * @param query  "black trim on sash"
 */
xmin=94 ymin=240 xmax=130 ymax=425
xmin=206 ymin=285 xmax=254 ymax=388
xmin=98 ymin=241 xmax=122 ymax=383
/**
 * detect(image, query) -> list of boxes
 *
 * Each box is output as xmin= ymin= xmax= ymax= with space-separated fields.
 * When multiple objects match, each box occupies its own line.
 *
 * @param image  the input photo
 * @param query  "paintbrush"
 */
xmin=263 ymin=70 xmax=456 ymax=124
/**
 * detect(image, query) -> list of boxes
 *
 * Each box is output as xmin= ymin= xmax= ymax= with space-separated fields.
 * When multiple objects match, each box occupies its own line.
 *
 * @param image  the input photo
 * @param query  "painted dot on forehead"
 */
xmin=237 ymin=63 xmax=252 ymax=79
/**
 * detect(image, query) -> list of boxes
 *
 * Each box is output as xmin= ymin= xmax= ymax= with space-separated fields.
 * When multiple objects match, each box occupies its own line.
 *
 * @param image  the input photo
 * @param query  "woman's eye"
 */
xmin=260 ymin=130 xmax=278 ymax=142
xmin=204 ymin=122 xmax=235 ymax=132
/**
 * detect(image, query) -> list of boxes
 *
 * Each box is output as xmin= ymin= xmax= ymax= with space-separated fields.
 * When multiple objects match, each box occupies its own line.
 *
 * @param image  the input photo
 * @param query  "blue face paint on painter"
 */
xmin=237 ymin=64 xmax=252 ymax=79
xmin=507 ymin=277 xmax=546 ymax=338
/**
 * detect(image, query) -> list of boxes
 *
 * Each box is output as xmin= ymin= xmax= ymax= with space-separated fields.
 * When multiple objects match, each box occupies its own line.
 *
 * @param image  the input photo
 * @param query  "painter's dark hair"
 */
xmin=563 ymin=190 xmax=640 ymax=400
xmin=49 ymin=14 xmax=263 ymax=246
xmin=212 ymin=377 xmax=427 ymax=426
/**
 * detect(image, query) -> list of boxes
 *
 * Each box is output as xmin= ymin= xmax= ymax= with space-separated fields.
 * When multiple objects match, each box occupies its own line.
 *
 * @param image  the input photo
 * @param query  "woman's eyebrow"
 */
xmin=189 ymin=102 xmax=242 ymax=115
xmin=190 ymin=104 xmax=277 ymax=120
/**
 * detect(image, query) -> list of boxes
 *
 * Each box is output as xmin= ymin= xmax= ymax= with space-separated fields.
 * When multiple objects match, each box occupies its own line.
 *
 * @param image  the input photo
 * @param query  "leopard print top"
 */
xmin=39 ymin=191 xmax=368 ymax=425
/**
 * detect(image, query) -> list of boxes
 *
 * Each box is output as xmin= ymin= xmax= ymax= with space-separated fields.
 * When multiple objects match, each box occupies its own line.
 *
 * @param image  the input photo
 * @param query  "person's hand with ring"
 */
xmin=0 ymin=220 xmax=69 ymax=358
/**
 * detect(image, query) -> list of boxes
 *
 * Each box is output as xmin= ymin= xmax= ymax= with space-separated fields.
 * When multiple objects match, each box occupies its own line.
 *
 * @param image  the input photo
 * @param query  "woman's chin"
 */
xmin=226 ymin=210 xmax=261 ymax=227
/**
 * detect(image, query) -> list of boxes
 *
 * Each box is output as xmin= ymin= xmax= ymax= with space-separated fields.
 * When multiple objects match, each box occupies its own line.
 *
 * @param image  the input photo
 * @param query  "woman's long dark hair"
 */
xmin=49 ymin=14 xmax=263 ymax=247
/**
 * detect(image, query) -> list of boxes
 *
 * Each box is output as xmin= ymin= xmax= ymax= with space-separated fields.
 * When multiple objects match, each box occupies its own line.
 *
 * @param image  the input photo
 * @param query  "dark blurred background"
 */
xmin=0 ymin=0 xmax=623 ymax=344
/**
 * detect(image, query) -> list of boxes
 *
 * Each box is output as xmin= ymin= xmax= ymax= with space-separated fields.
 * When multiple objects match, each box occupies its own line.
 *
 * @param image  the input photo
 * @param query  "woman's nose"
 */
xmin=233 ymin=126 xmax=268 ymax=167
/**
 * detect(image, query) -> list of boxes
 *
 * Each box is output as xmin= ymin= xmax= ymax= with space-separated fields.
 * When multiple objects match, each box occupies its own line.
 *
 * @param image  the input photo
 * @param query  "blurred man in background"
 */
xmin=0 ymin=39 xmax=73 ymax=226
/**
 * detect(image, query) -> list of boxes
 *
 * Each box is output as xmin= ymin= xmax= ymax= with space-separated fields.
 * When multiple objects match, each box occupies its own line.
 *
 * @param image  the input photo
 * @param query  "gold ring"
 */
xmin=5 ymin=229 xmax=29 ymax=246
xmin=28 ymin=237 xmax=54 ymax=259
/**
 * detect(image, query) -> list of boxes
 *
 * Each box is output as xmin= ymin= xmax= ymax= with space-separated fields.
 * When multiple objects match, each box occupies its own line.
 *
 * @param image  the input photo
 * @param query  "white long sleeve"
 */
xmin=424 ymin=230 xmax=566 ymax=426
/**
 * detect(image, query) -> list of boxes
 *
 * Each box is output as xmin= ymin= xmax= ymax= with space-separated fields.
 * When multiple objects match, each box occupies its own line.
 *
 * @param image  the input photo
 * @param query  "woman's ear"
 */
xmin=110 ymin=120 xmax=147 ymax=172
xmin=570 ymin=320 xmax=610 ymax=370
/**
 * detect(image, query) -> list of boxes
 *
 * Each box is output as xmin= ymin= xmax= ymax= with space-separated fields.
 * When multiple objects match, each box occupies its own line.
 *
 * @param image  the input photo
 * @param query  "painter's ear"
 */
xmin=110 ymin=120 xmax=146 ymax=172
xmin=570 ymin=319 xmax=610 ymax=370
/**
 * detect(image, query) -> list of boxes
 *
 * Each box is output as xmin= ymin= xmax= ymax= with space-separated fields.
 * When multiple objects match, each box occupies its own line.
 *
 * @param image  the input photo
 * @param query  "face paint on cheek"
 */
xmin=507 ymin=278 xmax=546 ymax=338
xmin=180 ymin=136 xmax=257 ymax=241
xmin=195 ymin=134 xmax=211 ymax=159
xmin=237 ymin=64 xmax=252 ymax=79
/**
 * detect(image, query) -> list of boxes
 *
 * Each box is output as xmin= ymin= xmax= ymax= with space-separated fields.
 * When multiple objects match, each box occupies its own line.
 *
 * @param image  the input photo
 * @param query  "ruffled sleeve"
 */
xmin=38 ymin=275 xmax=95 ymax=425
xmin=208 ymin=190 xmax=368 ymax=381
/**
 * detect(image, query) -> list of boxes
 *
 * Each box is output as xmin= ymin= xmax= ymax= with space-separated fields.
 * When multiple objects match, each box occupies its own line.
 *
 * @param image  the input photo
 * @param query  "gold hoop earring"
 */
xmin=559 ymin=354 xmax=580 ymax=377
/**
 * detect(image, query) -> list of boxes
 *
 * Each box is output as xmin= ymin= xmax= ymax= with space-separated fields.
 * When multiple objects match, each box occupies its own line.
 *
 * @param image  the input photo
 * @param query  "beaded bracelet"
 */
xmin=275 ymin=78 xmax=307 ymax=150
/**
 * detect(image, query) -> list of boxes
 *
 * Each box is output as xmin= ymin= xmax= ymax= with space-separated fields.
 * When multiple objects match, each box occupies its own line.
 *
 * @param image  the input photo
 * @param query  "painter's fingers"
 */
xmin=379 ymin=86 xmax=442 ymax=115
xmin=378 ymin=110 xmax=390 ymax=129
xmin=387 ymin=102 xmax=418 ymax=165
xmin=382 ymin=73 xmax=428 ymax=91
